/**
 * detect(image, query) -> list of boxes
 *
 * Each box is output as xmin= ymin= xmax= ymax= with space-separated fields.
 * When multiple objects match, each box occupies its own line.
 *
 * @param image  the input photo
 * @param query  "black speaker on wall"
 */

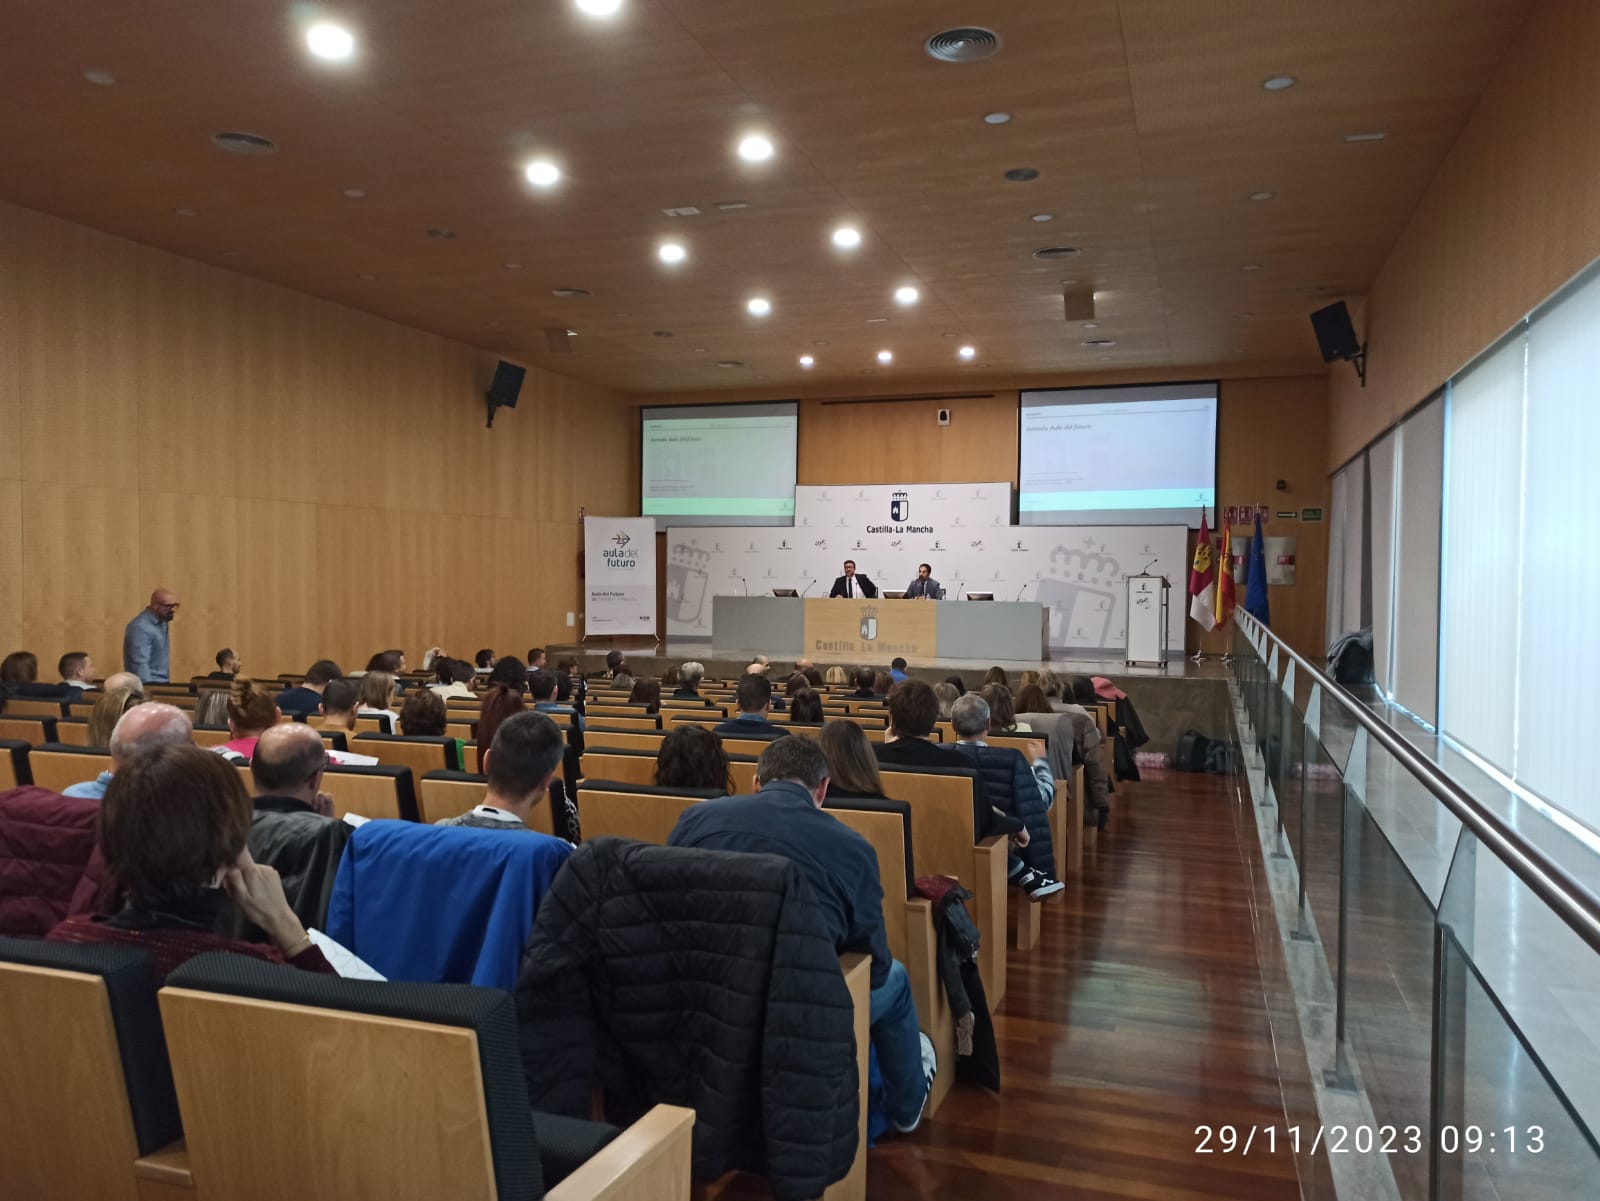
xmin=485 ymin=360 xmax=526 ymax=428
xmin=1309 ymin=301 xmax=1368 ymax=387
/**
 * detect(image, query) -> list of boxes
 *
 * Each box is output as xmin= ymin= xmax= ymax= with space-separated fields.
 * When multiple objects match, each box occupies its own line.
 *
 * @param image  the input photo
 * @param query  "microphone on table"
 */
xmin=1015 ymin=581 xmax=1031 ymax=601
xmin=740 ymin=576 xmax=749 ymax=596
xmin=956 ymin=583 xmax=965 ymax=600
xmin=800 ymin=579 xmax=815 ymax=597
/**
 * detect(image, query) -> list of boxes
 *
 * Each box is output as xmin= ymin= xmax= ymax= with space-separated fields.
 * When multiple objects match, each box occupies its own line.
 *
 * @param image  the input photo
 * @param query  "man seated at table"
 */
xmin=829 ymin=559 xmax=877 ymax=599
xmin=904 ymin=563 xmax=941 ymax=600
xmin=711 ymin=674 xmax=789 ymax=742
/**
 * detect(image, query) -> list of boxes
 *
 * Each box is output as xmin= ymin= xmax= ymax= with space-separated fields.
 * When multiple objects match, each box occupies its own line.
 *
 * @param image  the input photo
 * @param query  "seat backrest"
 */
xmin=582 ymin=728 xmax=665 ymax=753
xmin=0 ymin=715 xmax=57 ymax=745
xmin=1 ymin=697 xmax=68 ymax=718
xmin=320 ymin=763 xmax=419 ymax=822
xmin=0 ymin=938 xmax=181 ymax=1198
xmin=579 ymin=749 xmax=658 ymax=787
xmin=353 ymin=733 xmax=459 ymax=775
xmin=160 ymin=953 xmax=535 ymax=1201
xmin=984 ymin=731 xmax=1046 ymax=757
xmin=190 ymin=725 xmax=230 ymax=748
xmin=719 ymin=737 xmax=784 ymax=758
xmin=727 ymin=756 xmax=758 ymax=794
xmin=0 ymin=740 xmax=30 ymax=788
xmin=664 ymin=713 xmax=721 ymax=728
xmin=581 ymin=714 xmax=660 ymax=732
xmin=27 ymin=743 xmax=112 ymax=794
xmin=54 ymin=716 xmax=93 ymax=746
xmin=822 ymin=799 xmax=916 ymax=967
xmin=417 ymin=771 xmax=553 ymax=835
xmin=577 ymin=783 xmax=715 ymax=844
xmin=876 ymin=766 xmax=983 ymax=883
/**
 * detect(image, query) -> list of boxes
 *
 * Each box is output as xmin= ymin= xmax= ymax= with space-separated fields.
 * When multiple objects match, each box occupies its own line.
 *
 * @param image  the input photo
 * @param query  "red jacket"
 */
xmin=0 ymin=786 xmax=121 ymax=937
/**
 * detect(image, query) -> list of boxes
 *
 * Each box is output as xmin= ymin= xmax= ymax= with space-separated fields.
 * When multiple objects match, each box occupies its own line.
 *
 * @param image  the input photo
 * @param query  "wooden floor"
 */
xmin=864 ymin=768 xmax=1308 ymax=1201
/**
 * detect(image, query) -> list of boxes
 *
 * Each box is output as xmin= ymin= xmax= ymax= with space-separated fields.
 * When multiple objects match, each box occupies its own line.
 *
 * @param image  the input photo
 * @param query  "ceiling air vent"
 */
xmin=211 ymin=131 xmax=278 ymax=155
xmin=1033 ymin=246 xmax=1080 ymax=260
xmin=924 ymin=27 xmax=1001 ymax=63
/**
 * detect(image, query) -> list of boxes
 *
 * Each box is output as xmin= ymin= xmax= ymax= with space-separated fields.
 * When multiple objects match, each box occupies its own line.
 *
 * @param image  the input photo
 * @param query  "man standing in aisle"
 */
xmin=124 ymin=588 xmax=179 ymax=683
xmin=829 ymin=559 xmax=878 ymax=599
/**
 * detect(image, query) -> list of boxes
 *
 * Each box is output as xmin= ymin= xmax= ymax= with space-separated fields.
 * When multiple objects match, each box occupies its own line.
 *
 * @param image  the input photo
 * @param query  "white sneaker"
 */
xmin=893 ymin=1032 xmax=938 ymax=1134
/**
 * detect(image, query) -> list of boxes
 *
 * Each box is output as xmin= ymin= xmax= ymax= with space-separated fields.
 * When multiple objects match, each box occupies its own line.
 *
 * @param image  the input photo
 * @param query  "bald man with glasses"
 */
xmin=124 ymin=587 xmax=180 ymax=683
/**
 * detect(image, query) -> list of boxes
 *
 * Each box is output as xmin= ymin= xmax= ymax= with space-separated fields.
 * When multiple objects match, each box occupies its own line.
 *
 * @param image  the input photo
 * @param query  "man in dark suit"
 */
xmin=828 ymin=559 xmax=877 ymax=599
xmin=711 ymin=674 xmax=789 ymax=742
xmin=904 ymin=563 xmax=941 ymax=600
xmin=276 ymin=659 xmax=344 ymax=719
xmin=873 ymin=679 xmax=1021 ymax=843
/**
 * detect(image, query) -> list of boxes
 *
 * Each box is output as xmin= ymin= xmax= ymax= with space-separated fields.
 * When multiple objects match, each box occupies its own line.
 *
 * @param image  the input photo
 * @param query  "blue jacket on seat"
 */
xmin=326 ymin=819 xmax=572 ymax=989
xmin=950 ymin=742 xmax=1056 ymax=878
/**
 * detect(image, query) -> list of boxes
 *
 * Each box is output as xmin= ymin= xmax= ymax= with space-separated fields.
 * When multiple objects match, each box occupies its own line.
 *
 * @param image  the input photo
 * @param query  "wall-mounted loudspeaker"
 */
xmin=1309 ymin=300 xmax=1368 ymax=387
xmin=486 ymin=360 xmax=527 ymax=428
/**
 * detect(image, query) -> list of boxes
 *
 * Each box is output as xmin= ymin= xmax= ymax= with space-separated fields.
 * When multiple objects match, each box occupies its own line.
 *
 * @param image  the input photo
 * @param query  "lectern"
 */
xmin=1124 ymin=574 xmax=1170 ymax=667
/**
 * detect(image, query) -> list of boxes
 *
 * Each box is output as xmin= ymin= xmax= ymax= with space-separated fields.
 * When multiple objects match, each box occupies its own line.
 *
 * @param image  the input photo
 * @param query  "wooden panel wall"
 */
xmin=635 ymin=370 xmax=1331 ymax=656
xmin=0 ymin=201 xmax=632 ymax=679
xmin=1328 ymin=0 xmax=1600 ymax=468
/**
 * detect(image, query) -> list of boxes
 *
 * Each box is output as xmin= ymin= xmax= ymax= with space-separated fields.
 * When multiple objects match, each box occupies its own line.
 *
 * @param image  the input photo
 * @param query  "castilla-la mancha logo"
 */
xmin=859 ymin=606 xmax=878 ymax=641
xmin=890 ymin=489 xmax=909 ymax=522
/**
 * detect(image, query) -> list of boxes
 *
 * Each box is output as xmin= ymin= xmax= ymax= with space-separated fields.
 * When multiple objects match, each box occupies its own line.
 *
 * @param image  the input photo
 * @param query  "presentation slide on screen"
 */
xmin=641 ymin=402 xmax=798 ymax=528
xmin=1018 ymin=383 xmax=1217 ymax=526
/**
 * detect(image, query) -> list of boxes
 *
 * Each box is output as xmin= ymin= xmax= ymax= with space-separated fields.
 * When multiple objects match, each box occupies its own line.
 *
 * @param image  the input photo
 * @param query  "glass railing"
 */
xmin=1228 ymin=613 xmax=1599 ymax=1200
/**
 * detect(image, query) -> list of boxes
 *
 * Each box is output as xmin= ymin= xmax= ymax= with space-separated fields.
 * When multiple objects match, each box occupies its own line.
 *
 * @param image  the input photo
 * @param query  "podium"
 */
xmin=1124 ymin=574 xmax=1170 ymax=667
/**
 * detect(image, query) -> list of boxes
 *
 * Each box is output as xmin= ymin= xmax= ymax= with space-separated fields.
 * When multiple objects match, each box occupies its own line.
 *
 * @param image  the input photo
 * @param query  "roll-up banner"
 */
xmin=584 ymin=516 xmax=658 ymax=637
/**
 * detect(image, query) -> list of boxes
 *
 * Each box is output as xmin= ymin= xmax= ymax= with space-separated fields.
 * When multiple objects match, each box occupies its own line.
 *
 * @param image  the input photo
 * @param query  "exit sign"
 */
xmin=1301 ymin=507 xmax=1324 ymax=522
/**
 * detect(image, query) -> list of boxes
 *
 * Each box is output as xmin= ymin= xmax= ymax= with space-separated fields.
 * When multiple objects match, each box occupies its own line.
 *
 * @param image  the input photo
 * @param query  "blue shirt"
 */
xmin=533 ymin=701 xmax=584 ymax=732
xmin=668 ymin=780 xmax=892 ymax=988
xmin=889 ymin=669 xmax=908 ymax=683
xmin=63 ymin=771 xmax=113 ymax=800
xmin=123 ymin=609 xmax=170 ymax=683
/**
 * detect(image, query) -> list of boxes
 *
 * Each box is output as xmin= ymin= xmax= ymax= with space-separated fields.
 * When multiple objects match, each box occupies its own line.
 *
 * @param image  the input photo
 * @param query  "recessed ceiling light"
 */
xmin=1082 ymin=322 xmax=1099 ymax=330
xmin=1242 ymin=263 xmax=1262 ymax=271
xmin=305 ymin=22 xmax=355 ymax=61
xmin=737 ymin=134 xmax=774 ymax=163
xmin=1082 ymin=338 xmax=1117 ymax=348
xmin=983 ymin=112 xmax=1011 ymax=124
xmin=503 ymin=262 xmax=522 ymax=270
xmin=799 ymin=355 xmax=815 ymax=368
xmin=174 ymin=207 xmax=199 ymax=217
xmin=1030 ymin=213 xmax=1054 ymax=223
xmin=83 ymin=69 xmax=116 ymax=86
xmin=211 ymin=131 xmax=278 ymax=156
xmin=653 ymin=330 xmax=674 ymax=338
xmin=715 ymin=200 xmax=751 ymax=210
xmin=1248 ymin=191 xmax=1276 ymax=201
xmin=1262 ymin=75 xmax=1297 ymax=91
xmin=219 ymin=249 xmax=243 ymax=258
xmin=958 ymin=346 xmax=976 ymax=360
xmin=658 ymin=241 xmax=687 ymax=264
xmin=575 ymin=0 xmax=623 ymax=16
xmin=525 ymin=159 xmax=562 ymax=188
xmin=877 ymin=350 xmax=893 ymax=364
xmin=552 ymin=287 xmax=590 ymax=298
xmin=358 ymin=273 xmax=377 ymax=281
xmin=342 ymin=187 xmax=367 ymax=199
xmin=865 ymin=317 xmax=889 ymax=324
xmin=894 ymin=285 xmax=920 ymax=305
xmin=746 ymin=297 xmax=771 ymax=316
xmin=1004 ymin=167 xmax=1040 ymax=182
xmin=716 ymin=360 xmax=746 ymax=369
xmin=941 ymin=332 xmax=957 ymax=339
xmin=693 ymin=347 xmax=707 ymax=352
xmin=813 ymin=339 xmax=829 ymax=346
xmin=1344 ymin=131 xmax=1388 ymax=143
xmin=426 ymin=227 xmax=458 ymax=240
xmin=662 ymin=206 xmax=701 ymax=217
xmin=831 ymin=226 xmax=861 ymax=249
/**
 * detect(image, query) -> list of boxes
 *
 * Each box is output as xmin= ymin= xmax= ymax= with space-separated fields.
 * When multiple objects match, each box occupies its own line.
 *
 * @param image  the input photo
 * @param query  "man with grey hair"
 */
xmin=241 ymin=723 xmax=353 ymax=933
xmin=668 ymin=735 xmax=938 ymax=1136
xmin=62 ymin=701 xmax=192 ymax=799
xmin=671 ymin=660 xmax=714 ymax=706
xmin=949 ymin=693 xmax=1063 ymax=900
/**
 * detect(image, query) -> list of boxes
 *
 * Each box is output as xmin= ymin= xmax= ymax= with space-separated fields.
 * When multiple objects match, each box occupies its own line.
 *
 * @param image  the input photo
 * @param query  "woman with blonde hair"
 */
xmin=217 ymin=679 xmax=280 ymax=759
xmin=824 ymin=665 xmax=848 ymax=686
xmin=357 ymin=671 xmax=399 ymax=733
xmin=87 ymin=687 xmax=141 ymax=747
xmin=931 ymin=681 xmax=960 ymax=722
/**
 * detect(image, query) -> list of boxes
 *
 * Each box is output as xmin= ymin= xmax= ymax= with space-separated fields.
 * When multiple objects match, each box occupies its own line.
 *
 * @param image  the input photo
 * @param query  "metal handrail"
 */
xmin=1235 ymin=611 xmax=1600 ymax=958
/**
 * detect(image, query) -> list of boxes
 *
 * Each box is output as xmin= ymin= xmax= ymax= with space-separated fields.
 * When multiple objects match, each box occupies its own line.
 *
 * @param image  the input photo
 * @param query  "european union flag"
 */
xmin=1245 ymin=510 xmax=1271 ymax=625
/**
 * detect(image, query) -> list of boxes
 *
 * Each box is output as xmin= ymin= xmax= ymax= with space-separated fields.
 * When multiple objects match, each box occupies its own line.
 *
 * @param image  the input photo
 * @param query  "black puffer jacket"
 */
xmin=515 ymin=837 xmax=858 ymax=1201
xmin=950 ymin=742 xmax=1056 ymax=877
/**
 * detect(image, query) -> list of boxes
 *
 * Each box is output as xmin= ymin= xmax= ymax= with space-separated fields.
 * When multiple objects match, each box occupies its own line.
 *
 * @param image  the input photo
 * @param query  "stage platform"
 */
xmin=544 ymin=643 xmax=1236 ymax=753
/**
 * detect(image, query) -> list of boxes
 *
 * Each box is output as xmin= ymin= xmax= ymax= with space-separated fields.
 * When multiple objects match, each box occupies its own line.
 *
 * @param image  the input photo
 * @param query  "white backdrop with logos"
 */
xmin=583 ymin=516 xmax=658 ymax=638
xmin=664 ymin=483 xmax=1187 ymax=656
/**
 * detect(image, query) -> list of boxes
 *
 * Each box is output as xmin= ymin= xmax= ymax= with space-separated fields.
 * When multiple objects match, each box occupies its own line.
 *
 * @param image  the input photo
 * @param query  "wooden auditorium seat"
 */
xmin=0 ymin=938 xmax=190 ymax=1201
xmin=0 ymin=715 xmax=58 ymax=745
xmin=352 ymin=732 xmax=464 ymax=775
xmin=157 ymin=949 xmax=697 ymax=1200
xmin=318 ymin=763 xmax=420 ymax=823
xmin=0 ymin=696 xmax=70 ymax=718
xmin=26 ymin=744 xmax=110 ymax=794
xmin=581 ymin=728 xmax=666 ymax=753
xmin=575 ymin=781 xmax=715 ymax=844
xmin=0 ymin=740 xmax=32 ymax=789
xmin=189 ymin=726 xmax=230 ymax=749
xmin=417 ymin=770 xmax=554 ymax=835
xmin=53 ymin=716 xmax=92 ymax=746
xmin=581 ymin=714 xmax=661 ymax=732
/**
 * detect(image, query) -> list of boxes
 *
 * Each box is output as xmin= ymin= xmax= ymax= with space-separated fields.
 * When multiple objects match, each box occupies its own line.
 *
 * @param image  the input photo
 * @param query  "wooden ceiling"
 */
xmin=0 ymin=0 xmax=1529 ymax=394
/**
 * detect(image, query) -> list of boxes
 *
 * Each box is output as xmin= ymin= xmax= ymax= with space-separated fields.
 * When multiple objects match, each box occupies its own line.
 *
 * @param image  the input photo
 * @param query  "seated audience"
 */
xmin=628 ymin=677 xmax=661 ymax=715
xmin=983 ymin=683 xmax=1029 ymax=733
xmin=801 ymin=666 xmax=824 ymax=687
xmin=554 ymin=656 xmax=584 ymax=705
xmin=848 ymin=667 xmax=878 ymax=700
xmin=668 ymin=735 xmax=936 ymax=1134
xmin=209 ymin=648 xmax=241 ymax=680
xmin=194 ymin=690 xmax=229 ymax=727
xmin=949 ymin=694 xmax=1061 ymax=899
xmin=889 ymin=657 xmax=909 ymax=684
xmin=475 ymin=648 xmax=498 ymax=673
xmin=594 ymin=649 xmax=624 ymax=680
xmin=46 ymin=744 xmax=336 ymax=982
xmin=276 ymin=659 xmax=344 ymax=719
xmin=99 ymin=671 xmax=145 ymax=700
xmin=429 ymin=657 xmax=478 ymax=698
xmin=654 ymin=725 xmax=732 ymax=792
xmin=746 ymin=655 xmax=771 ymax=675
xmin=435 ymin=711 xmax=564 ymax=831
xmin=399 ymin=688 xmax=447 ymax=736
xmin=315 ymin=678 xmax=361 ymax=735
xmin=824 ymin=665 xmax=849 ymax=686
xmin=420 ymin=646 xmax=446 ymax=672
xmin=1 ymin=650 xmax=77 ymax=700
xmin=819 ymin=720 xmax=885 ymax=798
xmin=526 ymin=647 xmax=547 ymax=670
xmin=366 ymin=649 xmax=407 ymax=675
xmin=932 ymin=681 xmax=960 ymax=721
xmin=982 ymin=666 xmax=1009 ymax=689
xmin=672 ymin=660 xmax=715 ymax=706
xmin=59 ymin=651 xmax=97 ymax=692
xmin=661 ymin=665 xmax=681 ymax=688
xmin=244 ymin=724 xmax=353 ymax=928
xmin=788 ymin=687 xmax=824 ymax=723
xmin=357 ymin=671 xmax=400 ymax=734
xmin=489 ymin=655 xmax=528 ymax=694
xmin=943 ymin=674 xmax=967 ymax=694
xmin=612 ymin=670 xmax=635 ymax=692
xmin=216 ymin=679 xmax=281 ymax=759
xmin=530 ymin=669 xmax=584 ymax=730
xmin=711 ymin=674 xmax=789 ymax=742
xmin=475 ymin=677 xmax=527 ymax=759
xmin=87 ymin=686 xmax=142 ymax=747
xmin=1018 ymin=670 xmax=1040 ymax=690
xmin=64 ymin=701 xmax=192 ymax=799
xmin=875 ymin=679 xmax=1021 ymax=842
xmin=1025 ymin=678 xmax=1109 ymax=823
xmin=871 ymin=671 xmax=893 ymax=697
